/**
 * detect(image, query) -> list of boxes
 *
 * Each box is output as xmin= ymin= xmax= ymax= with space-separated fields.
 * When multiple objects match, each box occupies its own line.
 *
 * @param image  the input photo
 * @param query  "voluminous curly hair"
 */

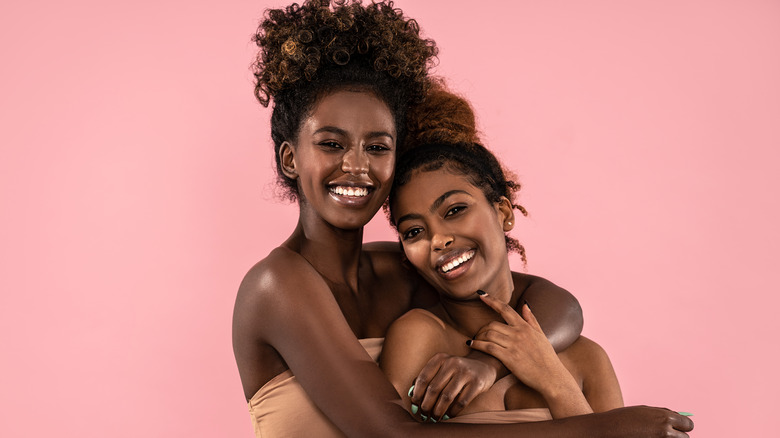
xmin=252 ymin=0 xmax=438 ymax=201
xmin=388 ymin=83 xmax=529 ymax=262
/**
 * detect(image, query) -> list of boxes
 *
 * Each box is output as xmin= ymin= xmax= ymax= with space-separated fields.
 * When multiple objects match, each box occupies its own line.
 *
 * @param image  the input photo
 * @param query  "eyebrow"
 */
xmin=313 ymin=126 xmax=395 ymax=141
xmin=396 ymin=190 xmax=472 ymax=227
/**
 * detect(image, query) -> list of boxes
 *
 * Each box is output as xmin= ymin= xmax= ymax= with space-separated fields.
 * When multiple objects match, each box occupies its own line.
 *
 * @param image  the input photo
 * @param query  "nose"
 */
xmin=341 ymin=146 xmax=369 ymax=176
xmin=431 ymin=230 xmax=454 ymax=252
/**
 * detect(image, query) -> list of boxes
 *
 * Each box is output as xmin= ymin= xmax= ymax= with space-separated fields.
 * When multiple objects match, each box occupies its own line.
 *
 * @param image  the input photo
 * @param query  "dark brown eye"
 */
xmin=445 ymin=206 xmax=466 ymax=217
xmin=402 ymin=227 xmax=423 ymax=240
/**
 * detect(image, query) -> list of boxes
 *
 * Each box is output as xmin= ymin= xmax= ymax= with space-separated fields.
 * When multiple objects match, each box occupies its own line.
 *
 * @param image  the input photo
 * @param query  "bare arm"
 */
xmin=518 ymin=273 xmax=583 ymax=353
xmin=234 ymin=249 xmax=692 ymax=437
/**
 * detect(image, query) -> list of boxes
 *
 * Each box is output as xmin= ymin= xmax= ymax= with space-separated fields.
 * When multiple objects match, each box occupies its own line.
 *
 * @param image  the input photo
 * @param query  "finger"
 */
xmin=472 ymin=325 xmax=513 ymax=348
xmin=411 ymin=354 xmax=445 ymax=405
xmin=520 ymin=303 xmax=545 ymax=334
xmin=419 ymin=368 xmax=455 ymax=414
xmin=467 ymin=338 xmax=507 ymax=361
xmin=448 ymin=382 xmax=480 ymax=417
xmin=672 ymin=412 xmax=695 ymax=432
xmin=477 ymin=290 xmax=525 ymax=326
xmin=430 ymin=377 xmax=466 ymax=420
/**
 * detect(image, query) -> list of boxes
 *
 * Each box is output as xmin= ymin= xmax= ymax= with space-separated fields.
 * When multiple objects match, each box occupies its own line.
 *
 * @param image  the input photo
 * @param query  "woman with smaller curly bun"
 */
xmin=232 ymin=1 xmax=683 ymax=437
xmin=381 ymin=82 xmax=694 ymax=437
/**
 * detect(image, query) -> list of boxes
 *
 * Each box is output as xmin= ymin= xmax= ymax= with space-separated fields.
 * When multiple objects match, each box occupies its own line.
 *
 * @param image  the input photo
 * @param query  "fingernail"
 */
xmin=442 ymin=414 xmax=450 ymax=421
xmin=678 ymin=411 xmax=694 ymax=416
xmin=407 ymin=385 xmax=414 ymax=397
xmin=430 ymin=417 xmax=437 ymax=423
xmin=465 ymin=339 xmax=472 ymax=346
xmin=420 ymin=413 xmax=428 ymax=421
xmin=411 ymin=404 xmax=419 ymax=414
xmin=476 ymin=290 xmax=487 ymax=296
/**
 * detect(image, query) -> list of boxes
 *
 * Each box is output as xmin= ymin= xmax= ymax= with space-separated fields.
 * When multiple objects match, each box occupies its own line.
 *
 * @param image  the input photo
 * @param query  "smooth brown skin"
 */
xmin=232 ymin=90 xmax=694 ymax=437
xmin=381 ymin=167 xmax=623 ymax=420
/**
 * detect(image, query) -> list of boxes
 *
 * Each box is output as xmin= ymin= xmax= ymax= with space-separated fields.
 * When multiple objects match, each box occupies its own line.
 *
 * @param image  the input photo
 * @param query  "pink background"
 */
xmin=1 ymin=0 xmax=777 ymax=436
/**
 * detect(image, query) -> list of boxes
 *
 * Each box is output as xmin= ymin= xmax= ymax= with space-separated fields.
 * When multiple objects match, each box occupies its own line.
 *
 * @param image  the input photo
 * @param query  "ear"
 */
xmin=495 ymin=196 xmax=516 ymax=232
xmin=278 ymin=141 xmax=297 ymax=179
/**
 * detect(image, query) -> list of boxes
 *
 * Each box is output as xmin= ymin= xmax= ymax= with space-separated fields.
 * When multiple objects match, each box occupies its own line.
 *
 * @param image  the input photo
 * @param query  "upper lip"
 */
xmin=434 ymin=248 xmax=474 ymax=272
xmin=327 ymin=179 xmax=374 ymax=189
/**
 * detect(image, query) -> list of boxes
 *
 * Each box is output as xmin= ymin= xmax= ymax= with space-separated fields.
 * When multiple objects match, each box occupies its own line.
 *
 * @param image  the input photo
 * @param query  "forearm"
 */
xmin=539 ymin=370 xmax=593 ymax=419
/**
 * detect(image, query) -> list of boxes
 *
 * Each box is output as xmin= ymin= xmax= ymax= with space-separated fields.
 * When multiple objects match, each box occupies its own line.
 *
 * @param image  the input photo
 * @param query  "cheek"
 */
xmin=402 ymin=242 xmax=428 ymax=271
xmin=373 ymin=156 xmax=395 ymax=184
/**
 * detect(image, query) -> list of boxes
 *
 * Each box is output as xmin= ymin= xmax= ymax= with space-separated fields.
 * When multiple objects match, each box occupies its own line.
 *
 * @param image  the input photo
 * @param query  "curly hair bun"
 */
xmin=404 ymin=80 xmax=480 ymax=153
xmin=253 ymin=0 xmax=437 ymax=107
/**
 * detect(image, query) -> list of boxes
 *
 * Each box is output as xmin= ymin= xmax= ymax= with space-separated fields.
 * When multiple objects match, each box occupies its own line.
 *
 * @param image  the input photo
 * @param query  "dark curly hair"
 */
xmin=252 ymin=0 xmax=438 ymax=201
xmin=387 ymin=83 xmax=528 ymax=262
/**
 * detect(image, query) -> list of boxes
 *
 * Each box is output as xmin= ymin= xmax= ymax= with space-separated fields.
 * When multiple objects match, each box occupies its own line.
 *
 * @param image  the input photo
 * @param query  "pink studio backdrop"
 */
xmin=1 ymin=1 xmax=777 ymax=436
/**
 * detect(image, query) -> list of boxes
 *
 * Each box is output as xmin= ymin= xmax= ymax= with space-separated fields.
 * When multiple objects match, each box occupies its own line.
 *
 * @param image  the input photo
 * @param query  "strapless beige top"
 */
xmin=247 ymin=337 xmax=552 ymax=437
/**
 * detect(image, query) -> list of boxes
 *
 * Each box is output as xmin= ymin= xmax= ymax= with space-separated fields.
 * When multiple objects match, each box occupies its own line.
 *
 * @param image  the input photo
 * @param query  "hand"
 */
xmin=410 ymin=352 xmax=497 ymax=420
xmin=469 ymin=292 xmax=569 ymax=394
xmin=589 ymin=406 xmax=695 ymax=438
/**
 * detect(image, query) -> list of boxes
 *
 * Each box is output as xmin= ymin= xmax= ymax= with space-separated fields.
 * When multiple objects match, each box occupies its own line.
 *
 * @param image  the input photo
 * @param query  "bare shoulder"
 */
xmin=234 ymin=247 xmax=329 ymax=335
xmin=362 ymin=241 xmax=407 ymax=277
xmin=390 ymin=308 xmax=447 ymax=334
xmin=558 ymin=336 xmax=614 ymax=377
xmin=563 ymin=336 xmax=610 ymax=360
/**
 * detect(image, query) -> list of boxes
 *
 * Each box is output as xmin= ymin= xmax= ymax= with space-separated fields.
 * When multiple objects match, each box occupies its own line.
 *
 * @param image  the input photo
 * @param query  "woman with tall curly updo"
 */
xmin=232 ymin=1 xmax=688 ymax=436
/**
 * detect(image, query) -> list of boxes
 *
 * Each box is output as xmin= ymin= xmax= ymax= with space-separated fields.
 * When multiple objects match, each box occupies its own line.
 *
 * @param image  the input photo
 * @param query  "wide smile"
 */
xmin=327 ymin=184 xmax=374 ymax=207
xmin=436 ymin=249 xmax=476 ymax=280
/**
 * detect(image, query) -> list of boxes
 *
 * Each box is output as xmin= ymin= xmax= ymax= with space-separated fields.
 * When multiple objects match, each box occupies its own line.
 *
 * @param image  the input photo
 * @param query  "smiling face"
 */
xmin=392 ymin=167 xmax=516 ymax=300
xmin=281 ymin=89 xmax=397 ymax=230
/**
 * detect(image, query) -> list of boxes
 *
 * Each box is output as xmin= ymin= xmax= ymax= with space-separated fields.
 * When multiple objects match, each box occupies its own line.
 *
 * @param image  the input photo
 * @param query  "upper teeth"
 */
xmin=331 ymin=186 xmax=369 ymax=197
xmin=442 ymin=251 xmax=474 ymax=273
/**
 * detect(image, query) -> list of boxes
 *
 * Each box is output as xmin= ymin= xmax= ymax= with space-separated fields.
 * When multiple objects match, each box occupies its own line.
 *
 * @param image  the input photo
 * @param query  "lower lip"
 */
xmin=328 ymin=189 xmax=373 ymax=207
xmin=438 ymin=253 xmax=475 ymax=281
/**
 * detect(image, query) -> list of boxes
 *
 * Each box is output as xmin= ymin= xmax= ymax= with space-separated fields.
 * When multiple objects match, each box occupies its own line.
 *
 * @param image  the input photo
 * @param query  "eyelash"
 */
xmin=445 ymin=205 xmax=466 ymax=217
xmin=319 ymin=141 xmax=342 ymax=149
xmin=318 ymin=142 xmax=390 ymax=152
xmin=402 ymin=227 xmax=423 ymax=241
xmin=401 ymin=206 xmax=467 ymax=241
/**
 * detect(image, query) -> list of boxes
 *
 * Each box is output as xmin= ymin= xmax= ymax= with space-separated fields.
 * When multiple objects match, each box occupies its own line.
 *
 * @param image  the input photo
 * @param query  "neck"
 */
xmin=285 ymin=204 xmax=365 ymax=290
xmin=438 ymin=267 xmax=518 ymax=338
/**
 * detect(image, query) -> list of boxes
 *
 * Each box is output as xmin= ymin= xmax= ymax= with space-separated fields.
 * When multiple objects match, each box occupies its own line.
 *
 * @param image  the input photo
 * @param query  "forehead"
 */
xmin=393 ymin=168 xmax=484 ymax=211
xmin=301 ymin=89 xmax=396 ymax=135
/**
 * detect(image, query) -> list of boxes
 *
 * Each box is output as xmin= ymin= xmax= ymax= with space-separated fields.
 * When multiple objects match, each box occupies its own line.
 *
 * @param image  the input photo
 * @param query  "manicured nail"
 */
xmin=407 ymin=385 xmax=414 ymax=397
xmin=678 ymin=411 xmax=694 ymax=417
xmin=465 ymin=339 xmax=472 ymax=346
xmin=420 ymin=413 xmax=428 ymax=421
xmin=476 ymin=290 xmax=487 ymax=296
xmin=442 ymin=414 xmax=450 ymax=421
xmin=411 ymin=404 xmax=419 ymax=414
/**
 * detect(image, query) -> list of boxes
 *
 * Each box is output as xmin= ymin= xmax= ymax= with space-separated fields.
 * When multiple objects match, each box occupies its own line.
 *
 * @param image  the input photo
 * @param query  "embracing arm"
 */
xmin=233 ymin=249 xmax=692 ymax=437
xmin=518 ymin=273 xmax=583 ymax=353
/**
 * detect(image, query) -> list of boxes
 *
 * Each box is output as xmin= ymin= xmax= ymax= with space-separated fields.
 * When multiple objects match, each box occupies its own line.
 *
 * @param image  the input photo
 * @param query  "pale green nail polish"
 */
xmin=411 ymin=404 xmax=418 ymax=414
xmin=442 ymin=414 xmax=450 ymax=421
xmin=420 ymin=414 xmax=428 ymax=421
xmin=678 ymin=411 xmax=694 ymax=417
xmin=408 ymin=385 xmax=414 ymax=397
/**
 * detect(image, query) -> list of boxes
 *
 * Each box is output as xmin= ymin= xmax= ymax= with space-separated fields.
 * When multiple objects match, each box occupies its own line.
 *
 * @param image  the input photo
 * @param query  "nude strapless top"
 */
xmin=247 ymin=337 xmax=552 ymax=437
xmin=247 ymin=338 xmax=384 ymax=438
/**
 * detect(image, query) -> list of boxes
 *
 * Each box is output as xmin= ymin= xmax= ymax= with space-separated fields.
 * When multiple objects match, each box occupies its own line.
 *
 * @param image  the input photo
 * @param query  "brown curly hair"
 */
xmin=252 ymin=0 xmax=438 ymax=201
xmin=388 ymin=82 xmax=529 ymax=262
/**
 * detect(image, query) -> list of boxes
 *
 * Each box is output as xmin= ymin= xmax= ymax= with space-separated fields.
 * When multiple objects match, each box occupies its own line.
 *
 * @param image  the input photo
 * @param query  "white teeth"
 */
xmin=441 ymin=251 xmax=474 ymax=273
xmin=330 ymin=186 xmax=369 ymax=197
